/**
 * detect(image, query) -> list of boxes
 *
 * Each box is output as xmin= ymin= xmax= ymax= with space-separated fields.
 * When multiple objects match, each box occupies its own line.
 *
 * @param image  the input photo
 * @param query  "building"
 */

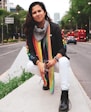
xmin=9 ymin=2 xmax=16 ymax=12
xmin=0 ymin=0 xmax=7 ymax=10
xmin=54 ymin=13 xmax=60 ymax=24
xmin=0 ymin=0 xmax=16 ymax=12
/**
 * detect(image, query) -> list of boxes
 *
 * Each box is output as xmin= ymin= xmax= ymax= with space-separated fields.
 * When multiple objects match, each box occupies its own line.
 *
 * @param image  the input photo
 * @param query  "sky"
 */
xmin=9 ymin=0 xmax=70 ymax=20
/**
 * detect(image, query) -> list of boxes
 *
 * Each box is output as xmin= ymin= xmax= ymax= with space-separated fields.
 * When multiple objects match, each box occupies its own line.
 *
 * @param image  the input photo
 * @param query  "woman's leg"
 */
xmin=26 ymin=60 xmax=40 ymax=76
xmin=54 ymin=57 xmax=70 ymax=90
xmin=58 ymin=57 xmax=70 ymax=111
xmin=59 ymin=57 xmax=70 ymax=90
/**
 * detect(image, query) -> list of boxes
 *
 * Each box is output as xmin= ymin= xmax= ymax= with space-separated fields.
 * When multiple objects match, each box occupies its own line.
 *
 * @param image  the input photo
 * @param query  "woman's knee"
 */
xmin=26 ymin=61 xmax=34 ymax=72
xmin=26 ymin=61 xmax=40 ymax=76
xmin=59 ymin=57 xmax=70 ymax=67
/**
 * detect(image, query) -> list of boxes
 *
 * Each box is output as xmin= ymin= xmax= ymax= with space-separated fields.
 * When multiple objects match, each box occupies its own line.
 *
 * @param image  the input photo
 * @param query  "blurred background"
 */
xmin=0 ymin=0 xmax=91 ymax=43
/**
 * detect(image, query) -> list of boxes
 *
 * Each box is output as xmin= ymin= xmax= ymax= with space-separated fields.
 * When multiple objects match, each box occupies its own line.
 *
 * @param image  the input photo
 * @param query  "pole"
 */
xmin=88 ymin=2 xmax=91 ymax=34
xmin=1 ymin=18 xmax=4 ymax=44
xmin=89 ymin=16 xmax=91 ymax=34
xmin=7 ymin=24 xmax=9 ymax=41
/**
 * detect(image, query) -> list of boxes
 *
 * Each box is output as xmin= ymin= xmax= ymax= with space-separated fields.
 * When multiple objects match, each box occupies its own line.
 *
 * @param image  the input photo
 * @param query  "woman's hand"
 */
xmin=37 ymin=61 xmax=45 ymax=75
xmin=46 ymin=59 xmax=56 ymax=69
xmin=37 ymin=61 xmax=47 ymax=86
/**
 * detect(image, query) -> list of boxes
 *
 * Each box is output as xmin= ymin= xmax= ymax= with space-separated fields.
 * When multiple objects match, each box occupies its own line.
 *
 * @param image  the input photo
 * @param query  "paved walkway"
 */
xmin=0 ymin=47 xmax=91 ymax=112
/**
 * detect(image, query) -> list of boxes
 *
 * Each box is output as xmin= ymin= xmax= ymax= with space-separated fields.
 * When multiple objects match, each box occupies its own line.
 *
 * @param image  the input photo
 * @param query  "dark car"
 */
xmin=67 ymin=36 xmax=77 ymax=44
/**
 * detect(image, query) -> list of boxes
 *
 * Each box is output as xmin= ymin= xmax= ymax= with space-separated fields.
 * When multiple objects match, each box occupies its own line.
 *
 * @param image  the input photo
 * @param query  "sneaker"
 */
xmin=43 ymin=84 xmax=49 ymax=90
xmin=43 ymin=72 xmax=49 ymax=90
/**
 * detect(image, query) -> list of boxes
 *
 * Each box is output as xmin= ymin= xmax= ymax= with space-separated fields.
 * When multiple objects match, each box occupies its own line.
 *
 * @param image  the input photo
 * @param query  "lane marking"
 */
xmin=0 ymin=49 xmax=19 ymax=57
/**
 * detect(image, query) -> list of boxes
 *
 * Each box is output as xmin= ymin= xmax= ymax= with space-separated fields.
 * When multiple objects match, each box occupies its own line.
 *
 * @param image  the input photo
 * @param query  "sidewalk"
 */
xmin=0 ymin=47 xmax=91 ymax=112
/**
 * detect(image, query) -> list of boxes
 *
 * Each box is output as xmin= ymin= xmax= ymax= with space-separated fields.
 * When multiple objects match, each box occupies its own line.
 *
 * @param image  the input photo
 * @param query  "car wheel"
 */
xmin=74 ymin=42 xmax=77 ymax=44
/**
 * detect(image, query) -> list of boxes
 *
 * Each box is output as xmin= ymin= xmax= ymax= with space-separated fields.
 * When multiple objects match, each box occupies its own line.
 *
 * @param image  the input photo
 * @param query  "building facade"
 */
xmin=54 ymin=13 xmax=60 ymax=24
xmin=0 ymin=0 xmax=7 ymax=10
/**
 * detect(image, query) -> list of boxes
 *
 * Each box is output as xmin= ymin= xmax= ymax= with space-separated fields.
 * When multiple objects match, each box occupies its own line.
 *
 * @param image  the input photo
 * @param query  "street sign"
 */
xmin=5 ymin=17 xmax=14 ymax=24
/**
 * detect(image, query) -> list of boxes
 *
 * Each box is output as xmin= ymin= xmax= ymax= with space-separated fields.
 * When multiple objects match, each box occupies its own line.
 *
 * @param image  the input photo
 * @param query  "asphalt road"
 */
xmin=0 ymin=42 xmax=26 ymax=75
xmin=67 ymin=42 xmax=91 ymax=99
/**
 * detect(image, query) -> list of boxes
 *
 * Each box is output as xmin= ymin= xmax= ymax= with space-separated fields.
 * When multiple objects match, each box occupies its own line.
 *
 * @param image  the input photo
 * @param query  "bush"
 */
xmin=0 ymin=71 xmax=33 ymax=99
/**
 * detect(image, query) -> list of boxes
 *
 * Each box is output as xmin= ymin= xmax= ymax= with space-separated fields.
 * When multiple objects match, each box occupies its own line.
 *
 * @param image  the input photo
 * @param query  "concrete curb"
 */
xmin=0 ymin=46 xmax=29 ymax=83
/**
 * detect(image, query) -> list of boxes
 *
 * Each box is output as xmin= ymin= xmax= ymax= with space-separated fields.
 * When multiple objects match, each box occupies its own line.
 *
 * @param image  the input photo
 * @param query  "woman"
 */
xmin=24 ymin=1 xmax=71 ymax=111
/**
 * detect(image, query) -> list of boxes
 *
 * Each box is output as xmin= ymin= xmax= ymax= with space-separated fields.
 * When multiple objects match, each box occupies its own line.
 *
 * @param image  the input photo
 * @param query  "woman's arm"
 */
xmin=26 ymin=34 xmax=39 ymax=65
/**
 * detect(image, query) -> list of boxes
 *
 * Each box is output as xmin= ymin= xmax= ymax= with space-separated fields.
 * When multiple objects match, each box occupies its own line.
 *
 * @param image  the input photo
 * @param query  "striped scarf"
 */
xmin=32 ymin=25 xmax=54 ymax=94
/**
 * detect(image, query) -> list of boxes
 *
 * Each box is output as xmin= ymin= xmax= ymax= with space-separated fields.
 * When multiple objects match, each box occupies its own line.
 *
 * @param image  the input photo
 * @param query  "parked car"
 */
xmin=67 ymin=36 xmax=77 ymax=44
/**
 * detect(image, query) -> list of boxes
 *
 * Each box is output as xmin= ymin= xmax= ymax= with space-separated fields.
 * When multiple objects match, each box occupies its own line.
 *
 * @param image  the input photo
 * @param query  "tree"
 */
xmin=60 ymin=0 xmax=91 ymax=33
xmin=0 ymin=9 xmax=9 ymax=42
xmin=0 ymin=9 xmax=27 ymax=43
xmin=16 ymin=5 xmax=24 ymax=12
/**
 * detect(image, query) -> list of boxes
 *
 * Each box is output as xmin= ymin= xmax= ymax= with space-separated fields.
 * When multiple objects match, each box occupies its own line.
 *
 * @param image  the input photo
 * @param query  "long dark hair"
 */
xmin=23 ymin=1 xmax=51 ymax=36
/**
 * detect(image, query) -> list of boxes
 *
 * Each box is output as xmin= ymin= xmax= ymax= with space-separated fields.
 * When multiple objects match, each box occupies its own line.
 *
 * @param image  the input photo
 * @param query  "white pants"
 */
xmin=26 ymin=57 xmax=70 ymax=90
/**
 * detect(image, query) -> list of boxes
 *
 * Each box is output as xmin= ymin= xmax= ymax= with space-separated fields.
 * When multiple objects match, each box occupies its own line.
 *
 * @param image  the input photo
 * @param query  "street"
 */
xmin=67 ymin=42 xmax=91 ymax=99
xmin=0 ymin=42 xmax=26 ymax=75
xmin=0 ymin=41 xmax=91 ymax=99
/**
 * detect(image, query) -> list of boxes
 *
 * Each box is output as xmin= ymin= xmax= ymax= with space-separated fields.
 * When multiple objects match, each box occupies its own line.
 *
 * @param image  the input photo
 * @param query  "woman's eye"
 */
xmin=32 ymin=10 xmax=42 ymax=15
xmin=32 ymin=11 xmax=36 ymax=14
xmin=38 ymin=10 xmax=41 ymax=13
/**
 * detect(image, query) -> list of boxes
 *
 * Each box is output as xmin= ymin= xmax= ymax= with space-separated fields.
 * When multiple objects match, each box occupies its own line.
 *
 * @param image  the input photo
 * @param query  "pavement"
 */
xmin=0 ymin=47 xmax=91 ymax=112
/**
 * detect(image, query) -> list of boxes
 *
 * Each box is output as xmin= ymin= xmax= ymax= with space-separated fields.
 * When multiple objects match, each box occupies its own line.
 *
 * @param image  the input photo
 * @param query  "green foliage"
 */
xmin=60 ymin=0 xmax=91 ymax=33
xmin=16 ymin=5 xmax=24 ymax=12
xmin=0 ymin=71 xmax=33 ymax=99
xmin=0 ymin=9 xmax=8 ymax=16
xmin=0 ymin=9 xmax=27 ymax=43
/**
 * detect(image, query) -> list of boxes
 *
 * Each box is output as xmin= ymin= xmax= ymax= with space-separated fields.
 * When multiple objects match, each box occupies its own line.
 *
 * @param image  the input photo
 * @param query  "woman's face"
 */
xmin=32 ymin=5 xmax=46 ymax=23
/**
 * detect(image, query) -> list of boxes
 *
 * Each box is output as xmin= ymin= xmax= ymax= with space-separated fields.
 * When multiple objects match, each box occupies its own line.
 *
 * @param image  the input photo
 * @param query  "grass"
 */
xmin=0 ymin=70 xmax=33 ymax=99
